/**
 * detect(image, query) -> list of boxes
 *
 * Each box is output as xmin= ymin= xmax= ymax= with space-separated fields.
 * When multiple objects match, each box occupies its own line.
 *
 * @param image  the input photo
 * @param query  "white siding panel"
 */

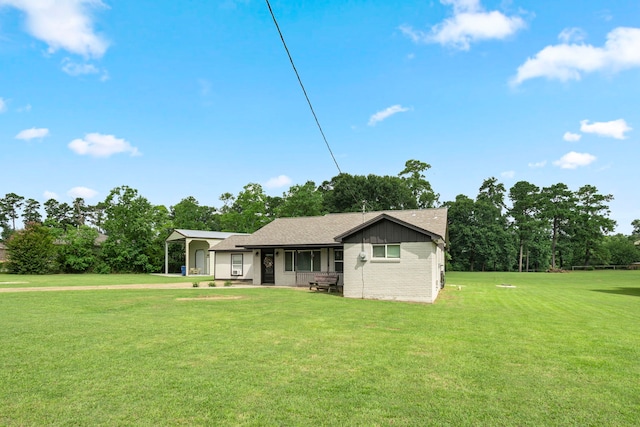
xmin=343 ymin=242 xmax=438 ymax=303
xmin=213 ymin=251 xmax=254 ymax=281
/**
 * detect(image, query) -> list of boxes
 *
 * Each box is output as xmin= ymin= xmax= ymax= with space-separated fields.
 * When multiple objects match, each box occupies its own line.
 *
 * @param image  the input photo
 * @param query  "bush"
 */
xmin=224 ymin=280 xmax=232 ymax=287
xmin=5 ymin=223 xmax=57 ymax=274
xmin=57 ymin=226 xmax=100 ymax=273
xmin=208 ymin=281 xmax=216 ymax=287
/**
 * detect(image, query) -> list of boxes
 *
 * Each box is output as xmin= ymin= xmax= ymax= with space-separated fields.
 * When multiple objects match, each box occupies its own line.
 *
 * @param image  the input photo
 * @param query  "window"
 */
xmin=334 ymin=249 xmax=344 ymax=273
xmin=297 ymin=250 xmax=321 ymax=272
xmin=285 ymin=251 xmax=295 ymax=272
xmin=372 ymin=244 xmax=400 ymax=259
xmin=231 ymin=254 xmax=243 ymax=276
xmin=284 ymin=250 xmax=321 ymax=271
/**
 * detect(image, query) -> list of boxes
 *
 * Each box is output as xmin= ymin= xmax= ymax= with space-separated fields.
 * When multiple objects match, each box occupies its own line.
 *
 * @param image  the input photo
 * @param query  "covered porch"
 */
xmin=164 ymin=229 xmax=247 ymax=276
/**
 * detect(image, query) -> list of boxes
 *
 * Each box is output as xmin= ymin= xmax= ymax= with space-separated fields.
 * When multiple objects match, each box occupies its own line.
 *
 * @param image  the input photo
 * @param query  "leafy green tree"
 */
xmin=632 ymin=219 xmax=640 ymax=238
xmin=321 ymin=173 xmax=416 ymax=213
xmin=572 ymin=185 xmax=616 ymax=266
xmin=540 ymin=183 xmax=575 ymax=269
xmin=398 ymin=159 xmax=439 ymax=208
xmin=44 ymin=199 xmax=74 ymax=230
xmin=57 ymin=226 xmax=100 ymax=273
xmin=22 ymin=198 xmax=42 ymax=223
xmin=72 ymin=197 xmax=88 ymax=227
xmin=5 ymin=222 xmax=57 ymax=274
xmin=474 ymin=178 xmax=514 ymax=271
xmin=508 ymin=181 xmax=543 ymax=272
xmin=603 ymin=234 xmax=640 ymax=266
xmin=170 ymin=196 xmax=219 ymax=230
xmin=277 ymin=181 xmax=325 ymax=218
xmin=219 ymin=183 xmax=273 ymax=233
xmin=444 ymin=194 xmax=478 ymax=271
xmin=101 ymin=186 xmax=167 ymax=273
xmin=477 ymin=177 xmax=506 ymax=212
xmin=86 ymin=202 xmax=107 ymax=233
xmin=1 ymin=193 xmax=25 ymax=230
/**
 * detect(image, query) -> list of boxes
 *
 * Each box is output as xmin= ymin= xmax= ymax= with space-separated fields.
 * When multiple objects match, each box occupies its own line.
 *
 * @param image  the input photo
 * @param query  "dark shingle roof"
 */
xmin=220 ymin=208 xmax=447 ymax=249
xmin=209 ymin=234 xmax=254 ymax=251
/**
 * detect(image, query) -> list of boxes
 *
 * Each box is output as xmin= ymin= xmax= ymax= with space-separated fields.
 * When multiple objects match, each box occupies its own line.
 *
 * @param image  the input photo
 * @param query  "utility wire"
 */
xmin=265 ymin=0 xmax=342 ymax=175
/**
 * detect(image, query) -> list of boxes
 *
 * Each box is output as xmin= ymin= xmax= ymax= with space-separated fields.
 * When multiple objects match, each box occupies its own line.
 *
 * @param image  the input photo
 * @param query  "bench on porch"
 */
xmin=309 ymin=273 xmax=341 ymax=293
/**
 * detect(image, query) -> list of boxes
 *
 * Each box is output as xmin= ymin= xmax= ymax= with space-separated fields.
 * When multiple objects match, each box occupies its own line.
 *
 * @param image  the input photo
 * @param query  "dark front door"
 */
xmin=261 ymin=250 xmax=275 ymax=284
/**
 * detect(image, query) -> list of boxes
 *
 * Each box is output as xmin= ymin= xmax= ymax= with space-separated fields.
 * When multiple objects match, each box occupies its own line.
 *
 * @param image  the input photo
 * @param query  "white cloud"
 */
xmin=0 ymin=97 xmax=6 ymax=113
xmin=563 ymin=132 xmax=582 ymax=142
xmin=0 ymin=0 xmax=109 ymax=58
xmin=580 ymin=119 xmax=631 ymax=140
xmin=43 ymin=191 xmax=58 ymax=200
xmin=15 ymin=127 xmax=49 ymax=140
xmin=400 ymin=0 xmax=526 ymax=50
xmin=68 ymin=133 xmax=141 ymax=158
xmin=67 ymin=186 xmax=98 ymax=199
xmin=264 ymin=175 xmax=292 ymax=189
xmin=528 ymin=160 xmax=547 ymax=168
xmin=553 ymin=151 xmax=597 ymax=169
xmin=61 ymin=58 xmax=107 ymax=80
xmin=501 ymin=170 xmax=515 ymax=179
xmin=558 ymin=27 xmax=586 ymax=44
xmin=17 ymin=103 xmax=32 ymax=112
xmin=512 ymin=27 xmax=640 ymax=85
xmin=368 ymin=105 xmax=410 ymax=126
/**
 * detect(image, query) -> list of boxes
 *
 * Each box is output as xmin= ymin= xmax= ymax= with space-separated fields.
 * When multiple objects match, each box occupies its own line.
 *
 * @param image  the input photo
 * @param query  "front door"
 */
xmin=261 ymin=250 xmax=275 ymax=284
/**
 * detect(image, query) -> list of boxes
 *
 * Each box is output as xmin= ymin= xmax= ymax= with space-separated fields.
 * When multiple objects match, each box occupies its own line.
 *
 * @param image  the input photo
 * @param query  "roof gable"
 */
xmin=334 ymin=213 xmax=442 ymax=242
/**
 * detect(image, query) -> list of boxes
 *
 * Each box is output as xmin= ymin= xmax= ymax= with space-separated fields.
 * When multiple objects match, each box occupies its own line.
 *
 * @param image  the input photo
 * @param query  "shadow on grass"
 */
xmin=592 ymin=287 xmax=640 ymax=297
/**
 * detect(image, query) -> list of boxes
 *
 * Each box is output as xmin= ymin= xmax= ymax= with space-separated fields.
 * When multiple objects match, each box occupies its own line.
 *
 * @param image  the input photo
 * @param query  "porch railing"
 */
xmin=295 ymin=271 xmax=343 ymax=286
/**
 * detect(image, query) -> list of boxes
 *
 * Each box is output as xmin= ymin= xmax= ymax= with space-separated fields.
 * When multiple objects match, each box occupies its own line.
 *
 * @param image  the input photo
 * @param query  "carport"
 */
xmin=164 ymin=229 xmax=247 ymax=276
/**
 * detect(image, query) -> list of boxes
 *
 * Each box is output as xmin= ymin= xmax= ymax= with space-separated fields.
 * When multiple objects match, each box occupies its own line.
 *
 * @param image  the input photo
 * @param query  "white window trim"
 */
xmin=371 ymin=244 xmax=401 ymax=260
xmin=231 ymin=253 xmax=243 ymax=276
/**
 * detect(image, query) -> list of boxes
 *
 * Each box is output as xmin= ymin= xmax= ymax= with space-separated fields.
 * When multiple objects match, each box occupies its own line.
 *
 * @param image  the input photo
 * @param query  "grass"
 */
xmin=0 ymin=273 xmax=214 ymax=288
xmin=0 ymin=271 xmax=639 ymax=426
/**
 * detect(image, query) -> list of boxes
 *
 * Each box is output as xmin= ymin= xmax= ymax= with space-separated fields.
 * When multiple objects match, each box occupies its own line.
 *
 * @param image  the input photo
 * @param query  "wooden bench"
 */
xmin=309 ymin=274 xmax=341 ymax=293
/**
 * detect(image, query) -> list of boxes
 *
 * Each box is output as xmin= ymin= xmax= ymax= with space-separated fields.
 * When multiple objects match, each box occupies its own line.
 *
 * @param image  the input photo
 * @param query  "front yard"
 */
xmin=0 ymin=271 xmax=638 ymax=425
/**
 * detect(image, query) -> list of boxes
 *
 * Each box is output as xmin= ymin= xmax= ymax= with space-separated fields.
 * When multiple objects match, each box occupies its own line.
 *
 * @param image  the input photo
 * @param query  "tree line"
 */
xmin=1 ymin=159 xmax=638 ymax=274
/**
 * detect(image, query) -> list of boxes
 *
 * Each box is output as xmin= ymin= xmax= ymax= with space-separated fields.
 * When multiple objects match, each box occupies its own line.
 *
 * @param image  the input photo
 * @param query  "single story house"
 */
xmin=164 ymin=229 xmax=248 ymax=276
xmin=210 ymin=208 xmax=448 ymax=303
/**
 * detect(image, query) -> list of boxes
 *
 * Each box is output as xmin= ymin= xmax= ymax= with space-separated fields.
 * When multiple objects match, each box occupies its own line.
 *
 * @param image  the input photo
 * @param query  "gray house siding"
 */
xmin=341 ymin=218 xmax=433 ymax=245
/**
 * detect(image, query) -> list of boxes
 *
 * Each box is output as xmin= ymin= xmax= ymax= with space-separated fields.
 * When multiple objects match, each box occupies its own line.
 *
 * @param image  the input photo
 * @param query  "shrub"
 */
xmin=5 ymin=223 xmax=57 ymax=274
xmin=208 ymin=282 xmax=216 ymax=287
xmin=192 ymin=281 xmax=200 ymax=288
xmin=57 ymin=226 xmax=100 ymax=273
xmin=224 ymin=280 xmax=232 ymax=287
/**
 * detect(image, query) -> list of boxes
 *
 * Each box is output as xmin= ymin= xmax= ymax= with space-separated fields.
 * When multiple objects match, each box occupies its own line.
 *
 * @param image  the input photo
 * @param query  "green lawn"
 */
xmin=0 ymin=273 xmax=214 ymax=288
xmin=1 ymin=271 xmax=639 ymax=426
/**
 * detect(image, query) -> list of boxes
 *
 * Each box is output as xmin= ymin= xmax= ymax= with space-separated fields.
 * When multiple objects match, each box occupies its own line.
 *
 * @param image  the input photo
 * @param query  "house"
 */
xmin=164 ymin=229 xmax=248 ymax=276
xmin=210 ymin=208 xmax=448 ymax=303
xmin=0 ymin=242 xmax=6 ymax=263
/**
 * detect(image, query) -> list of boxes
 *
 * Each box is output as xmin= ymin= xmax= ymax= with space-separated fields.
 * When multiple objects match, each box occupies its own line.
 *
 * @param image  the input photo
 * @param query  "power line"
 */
xmin=265 ymin=0 xmax=342 ymax=175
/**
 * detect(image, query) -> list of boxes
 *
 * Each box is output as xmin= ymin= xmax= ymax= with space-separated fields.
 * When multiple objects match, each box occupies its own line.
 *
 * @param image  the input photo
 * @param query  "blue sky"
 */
xmin=1 ymin=0 xmax=638 ymax=234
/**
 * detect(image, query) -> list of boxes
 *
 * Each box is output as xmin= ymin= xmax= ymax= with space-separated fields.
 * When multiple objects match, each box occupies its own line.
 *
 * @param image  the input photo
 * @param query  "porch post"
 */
xmin=164 ymin=241 xmax=169 ymax=274
xmin=185 ymin=238 xmax=190 ymax=276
